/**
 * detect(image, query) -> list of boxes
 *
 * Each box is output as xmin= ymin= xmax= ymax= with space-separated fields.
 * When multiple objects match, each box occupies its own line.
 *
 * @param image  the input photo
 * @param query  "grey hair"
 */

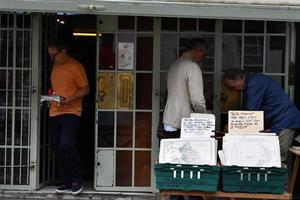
xmin=186 ymin=38 xmax=207 ymax=51
xmin=223 ymin=68 xmax=247 ymax=80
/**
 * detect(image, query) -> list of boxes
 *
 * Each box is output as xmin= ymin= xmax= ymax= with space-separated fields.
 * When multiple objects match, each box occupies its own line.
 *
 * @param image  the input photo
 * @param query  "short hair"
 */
xmin=186 ymin=38 xmax=207 ymax=51
xmin=223 ymin=68 xmax=246 ymax=80
xmin=48 ymin=38 xmax=69 ymax=52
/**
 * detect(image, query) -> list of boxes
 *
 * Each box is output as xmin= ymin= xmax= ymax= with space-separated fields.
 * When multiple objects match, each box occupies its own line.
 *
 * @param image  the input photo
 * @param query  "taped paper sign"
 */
xmin=228 ymin=110 xmax=264 ymax=133
xmin=181 ymin=114 xmax=215 ymax=138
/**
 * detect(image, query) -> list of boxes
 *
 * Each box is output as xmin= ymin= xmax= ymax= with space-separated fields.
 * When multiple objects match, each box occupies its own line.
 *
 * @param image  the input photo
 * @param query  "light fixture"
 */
xmin=73 ymin=32 xmax=102 ymax=37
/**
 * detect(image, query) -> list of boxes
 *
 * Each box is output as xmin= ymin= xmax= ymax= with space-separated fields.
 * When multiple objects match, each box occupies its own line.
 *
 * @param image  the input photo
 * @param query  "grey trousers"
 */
xmin=278 ymin=128 xmax=296 ymax=163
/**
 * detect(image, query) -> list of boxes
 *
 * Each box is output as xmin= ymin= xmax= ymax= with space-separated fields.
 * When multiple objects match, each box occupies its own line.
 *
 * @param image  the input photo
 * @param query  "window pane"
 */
xmin=135 ymin=112 xmax=152 ymax=148
xmin=203 ymin=74 xmax=214 ymax=111
xmin=24 ymin=31 xmax=31 ymax=68
xmin=161 ymin=17 xmax=178 ymax=31
xmin=245 ymin=21 xmax=264 ymax=33
xmin=0 ymin=91 xmax=6 ymax=106
xmin=14 ymin=109 xmax=21 ymax=146
xmin=223 ymin=20 xmax=242 ymax=33
xmin=202 ymin=35 xmax=215 ymax=72
xmin=6 ymin=167 xmax=11 ymax=184
xmin=98 ymin=112 xmax=114 ymax=148
xmin=7 ymin=109 xmax=12 ymax=145
xmin=21 ymin=148 xmax=28 ymax=165
xmin=8 ymin=30 xmax=13 ymax=67
xmin=23 ymin=70 xmax=30 ymax=107
xmin=198 ymin=19 xmax=215 ymax=32
xmin=116 ymin=150 xmax=132 ymax=186
xmin=117 ymin=112 xmax=133 ymax=148
xmin=0 ymin=109 xmax=6 ymax=145
xmin=117 ymin=73 xmax=134 ymax=109
xmin=222 ymin=36 xmax=242 ymax=70
xmin=137 ymin=17 xmax=153 ymax=31
xmin=98 ymin=72 xmax=115 ymax=109
xmin=24 ymin=15 xmax=31 ymax=29
xmin=180 ymin=18 xmax=196 ymax=31
xmin=266 ymin=36 xmax=285 ymax=73
xmin=14 ymin=148 xmax=20 ymax=165
xmin=0 ymin=30 xmax=7 ymax=67
xmin=13 ymin=167 xmax=20 ymax=185
xmin=0 ymin=167 xmax=3 ymax=184
xmin=99 ymin=34 xmax=115 ymax=70
xmin=22 ymin=109 xmax=29 ymax=146
xmin=0 ymin=148 xmax=4 ymax=165
xmin=17 ymin=15 xmax=24 ymax=28
xmin=160 ymin=34 xmax=177 ymax=70
xmin=136 ymin=73 xmax=152 ymax=109
xmin=271 ymin=76 xmax=284 ymax=88
xmin=16 ymin=31 xmax=23 ymax=68
xmin=137 ymin=36 xmax=153 ymax=70
xmin=244 ymin=36 xmax=263 ymax=73
xmin=160 ymin=72 xmax=167 ymax=109
xmin=135 ymin=151 xmax=151 ymax=186
xmin=118 ymin=16 xmax=135 ymax=30
xmin=21 ymin=167 xmax=28 ymax=184
xmin=267 ymin=21 xmax=286 ymax=33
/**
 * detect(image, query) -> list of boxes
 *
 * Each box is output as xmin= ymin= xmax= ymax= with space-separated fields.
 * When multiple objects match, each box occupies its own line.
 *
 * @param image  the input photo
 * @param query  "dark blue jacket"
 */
xmin=245 ymin=74 xmax=300 ymax=134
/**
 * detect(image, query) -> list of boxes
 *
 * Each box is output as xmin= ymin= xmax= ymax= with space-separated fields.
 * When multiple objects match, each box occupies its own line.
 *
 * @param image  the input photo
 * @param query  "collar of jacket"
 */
xmin=180 ymin=51 xmax=195 ymax=62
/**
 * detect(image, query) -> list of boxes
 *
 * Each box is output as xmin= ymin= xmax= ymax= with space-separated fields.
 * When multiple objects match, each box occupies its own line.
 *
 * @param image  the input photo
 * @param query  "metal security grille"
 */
xmin=0 ymin=13 xmax=32 ymax=189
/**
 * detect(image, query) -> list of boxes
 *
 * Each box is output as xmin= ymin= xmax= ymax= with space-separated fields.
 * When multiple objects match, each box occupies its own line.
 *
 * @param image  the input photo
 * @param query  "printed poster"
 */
xmin=118 ymin=42 xmax=134 ymax=70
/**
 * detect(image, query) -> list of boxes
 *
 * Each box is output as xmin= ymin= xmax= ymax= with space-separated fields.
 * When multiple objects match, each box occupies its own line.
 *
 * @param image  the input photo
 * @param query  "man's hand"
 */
xmin=60 ymin=96 xmax=72 ymax=104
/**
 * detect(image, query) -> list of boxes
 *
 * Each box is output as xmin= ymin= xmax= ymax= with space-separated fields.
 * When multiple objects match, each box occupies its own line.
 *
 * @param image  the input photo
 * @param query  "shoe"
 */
xmin=71 ymin=182 xmax=83 ymax=195
xmin=55 ymin=183 xmax=72 ymax=193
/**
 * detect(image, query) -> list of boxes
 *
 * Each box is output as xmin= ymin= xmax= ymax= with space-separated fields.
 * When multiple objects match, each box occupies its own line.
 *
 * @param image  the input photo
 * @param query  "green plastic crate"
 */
xmin=154 ymin=163 xmax=220 ymax=192
xmin=222 ymin=166 xmax=287 ymax=194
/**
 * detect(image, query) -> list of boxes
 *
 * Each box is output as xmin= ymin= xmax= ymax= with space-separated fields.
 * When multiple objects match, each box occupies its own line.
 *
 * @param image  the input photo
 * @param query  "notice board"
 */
xmin=228 ymin=110 xmax=264 ymax=133
xmin=181 ymin=114 xmax=215 ymax=138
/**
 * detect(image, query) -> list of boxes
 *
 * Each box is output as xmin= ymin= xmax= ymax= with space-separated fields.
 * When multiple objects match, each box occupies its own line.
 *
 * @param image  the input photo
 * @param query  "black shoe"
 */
xmin=55 ymin=183 xmax=72 ymax=193
xmin=71 ymin=182 xmax=83 ymax=195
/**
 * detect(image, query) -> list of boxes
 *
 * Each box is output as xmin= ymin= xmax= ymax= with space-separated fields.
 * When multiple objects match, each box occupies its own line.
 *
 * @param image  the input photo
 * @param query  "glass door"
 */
xmin=95 ymin=15 xmax=159 ymax=192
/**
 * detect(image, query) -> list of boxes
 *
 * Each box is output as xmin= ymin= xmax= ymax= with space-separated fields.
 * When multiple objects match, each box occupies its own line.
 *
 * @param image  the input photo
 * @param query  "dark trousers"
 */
xmin=49 ymin=114 xmax=82 ymax=184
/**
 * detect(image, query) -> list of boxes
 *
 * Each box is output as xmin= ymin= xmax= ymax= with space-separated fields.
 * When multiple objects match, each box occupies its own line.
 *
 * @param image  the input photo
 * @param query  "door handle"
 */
xmin=31 ymin=86 xmax=37 ymax=94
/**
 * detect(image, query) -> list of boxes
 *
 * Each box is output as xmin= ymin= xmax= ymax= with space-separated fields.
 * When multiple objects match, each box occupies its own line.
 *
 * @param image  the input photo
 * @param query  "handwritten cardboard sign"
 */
xmin=181 ymin=114 xmax=215 ymax=138
xmin=228 ymin=110 xmax=264 ymax=133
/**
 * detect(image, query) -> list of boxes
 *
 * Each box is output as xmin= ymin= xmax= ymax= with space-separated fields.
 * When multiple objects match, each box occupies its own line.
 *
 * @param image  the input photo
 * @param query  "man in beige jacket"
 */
xmin=162 ymin=38 xmax=207 ymax=200
xmin=163 ymin=38 xmax=208 ymax=139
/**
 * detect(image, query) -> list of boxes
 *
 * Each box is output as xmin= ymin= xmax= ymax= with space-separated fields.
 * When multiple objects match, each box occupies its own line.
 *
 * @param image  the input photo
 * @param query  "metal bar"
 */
xmin=10 ymin=13 xmax=17 ymax=186
xmin=151 ymin=16 xmax=161 ymax=192
xmin=4 ymin=15 xmax=9 ymax=184
xmin=263 ymin=21 xmax=266 ymax=73
xmin=284 ymin=22 xmax=290 ymax=93
xmin=30 ymin=13 xmax=42 ymax=190
xmin=213 ymin=19 xmax=222 ymax=130
xmin=19 ymin=18 xmax=25 ymax=184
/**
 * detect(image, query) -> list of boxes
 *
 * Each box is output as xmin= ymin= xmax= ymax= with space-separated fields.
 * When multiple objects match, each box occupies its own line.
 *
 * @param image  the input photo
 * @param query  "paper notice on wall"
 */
xmin=180 ymin=115 xmax=215 ymax=138
xmin=228 ymin=110 xmax=264 ymax=133
xmin=118 ymin=42 xmax=134 ymax=70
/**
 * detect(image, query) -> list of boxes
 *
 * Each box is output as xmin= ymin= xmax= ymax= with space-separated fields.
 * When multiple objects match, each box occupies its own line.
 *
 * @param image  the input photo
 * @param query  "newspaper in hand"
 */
xmin=40 ymin=95 xmax=61 ymax=106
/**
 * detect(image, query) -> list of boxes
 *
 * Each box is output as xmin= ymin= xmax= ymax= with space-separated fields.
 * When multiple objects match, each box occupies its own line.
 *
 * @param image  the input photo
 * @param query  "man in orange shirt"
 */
xmin=48 ymin=39 xmax=89 ymax=195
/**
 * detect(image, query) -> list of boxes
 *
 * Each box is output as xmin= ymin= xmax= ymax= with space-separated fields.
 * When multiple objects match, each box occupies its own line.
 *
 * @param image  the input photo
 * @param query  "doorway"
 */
xmin=40 ymin=14 xmax=97 ymax=187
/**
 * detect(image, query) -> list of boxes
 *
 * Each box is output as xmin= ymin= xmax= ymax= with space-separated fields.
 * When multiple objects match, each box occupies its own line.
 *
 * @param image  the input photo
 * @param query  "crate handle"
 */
xmin=257 ymin=173 xmax=260 ymax=181
xmin=240 ymin=172 xmax=243 ymax=181
xmin=198 ymin=171 xmax=201 ymax=179
xmin=264 ymin=173 xmax=268 ymax=181
xmin=173 ymin=170 xmax=177 ymax=178
xmin=248 ymin=173 xmax=251 ymax=181
xmin=181 ymin=170 xmax=184 ymax=178
xmin=190 ymin=171 xmax=193 ymax=179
